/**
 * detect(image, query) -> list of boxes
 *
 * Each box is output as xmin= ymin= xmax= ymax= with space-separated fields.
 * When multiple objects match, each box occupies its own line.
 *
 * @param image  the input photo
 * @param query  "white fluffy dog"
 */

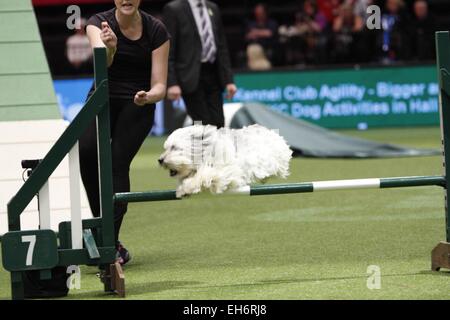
xmin=159 ymin=124 xmax=292 ymax=198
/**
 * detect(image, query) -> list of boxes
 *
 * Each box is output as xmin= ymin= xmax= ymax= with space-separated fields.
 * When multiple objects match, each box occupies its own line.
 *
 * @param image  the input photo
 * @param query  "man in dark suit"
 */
xmin=163 ymin=0 xmax=237 ymax=128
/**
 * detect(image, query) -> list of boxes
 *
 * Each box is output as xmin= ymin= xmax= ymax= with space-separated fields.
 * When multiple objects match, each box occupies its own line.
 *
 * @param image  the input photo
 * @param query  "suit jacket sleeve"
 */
xmin=214 ymin=5 xmax=234 ymax=85
xmin=162 ymin=4 xmax=178 ymax=87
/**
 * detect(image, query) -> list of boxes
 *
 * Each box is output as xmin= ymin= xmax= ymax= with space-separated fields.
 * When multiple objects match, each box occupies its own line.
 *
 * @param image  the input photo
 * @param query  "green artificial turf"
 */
xmin=1 ymin=126 xmax=449 ymax=299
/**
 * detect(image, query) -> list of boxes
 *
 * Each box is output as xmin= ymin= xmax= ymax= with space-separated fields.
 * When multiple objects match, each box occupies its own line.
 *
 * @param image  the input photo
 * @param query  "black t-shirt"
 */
xmin=86 ymin=8 xmax=170 ymax=100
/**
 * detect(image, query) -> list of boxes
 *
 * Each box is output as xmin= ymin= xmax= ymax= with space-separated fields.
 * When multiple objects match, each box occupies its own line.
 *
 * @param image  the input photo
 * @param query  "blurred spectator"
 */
xmin=247 ymin=43 xmax=272 ymax=70
xmin=65 ymin=17 xmax=93 ymax=74
xmin=280 ymin=0 xmax=328 ymax=36
xmin=352 ymin=0 xmax=375 ymax=22
xmin=317 ymin=0 xmax=342 ymax=25
xmin=378 ymin=0 xmax=411 ymax=63
xmin=411 ymin=0 xmax=435 ymax=61
xmin=349 ymin=0 xmax=378 ymax=63
xmin=331 ymin=3 xmax=364 ymax=63
xmin=279 ymin=0 xmax=328 ymax=65
xmin=245 ymin=3 xmax=279 ymax=64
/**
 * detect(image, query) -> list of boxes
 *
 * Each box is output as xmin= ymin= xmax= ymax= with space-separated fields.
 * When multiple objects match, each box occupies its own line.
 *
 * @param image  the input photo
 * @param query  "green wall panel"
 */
xmin=0 ymin=0 xmax=34 ymax=12
xmin=0 ymin=1 xmax=60 ymax=121
xmin=0 ymin=12 xmax=41 ymax=43
xmin=0 ymin=43 xmax=49 ymax=74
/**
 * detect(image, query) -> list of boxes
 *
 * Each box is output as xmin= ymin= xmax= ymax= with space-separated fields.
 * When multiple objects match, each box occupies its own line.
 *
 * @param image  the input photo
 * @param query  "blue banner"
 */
xmin=53 ymin=78 xmax=165 ymax=135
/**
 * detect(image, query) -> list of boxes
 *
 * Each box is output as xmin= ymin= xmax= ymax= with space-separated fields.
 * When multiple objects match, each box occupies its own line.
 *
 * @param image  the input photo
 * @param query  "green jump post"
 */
xmin=94 ymin=49 xmax=125 ymax=294
xmin=94 ymin=48 xmax=115 ymax=257
xmin=436 ymin=31 xmax=450 ymax=242
xmin=431 ymin=31 xmax=450 ymax=271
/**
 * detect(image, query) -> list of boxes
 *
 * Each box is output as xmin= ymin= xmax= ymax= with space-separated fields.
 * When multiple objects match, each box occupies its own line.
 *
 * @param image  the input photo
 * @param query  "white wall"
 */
xmin=0 ymin=119 xmax=92 ymax=235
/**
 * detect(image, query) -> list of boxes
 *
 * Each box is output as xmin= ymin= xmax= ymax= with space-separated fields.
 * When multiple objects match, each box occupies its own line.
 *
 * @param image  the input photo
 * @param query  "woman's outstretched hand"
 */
xmin=134 ymin=91 xmax=150 ymax=106
xmin=100 ymin=21 xmax=117 ymax=50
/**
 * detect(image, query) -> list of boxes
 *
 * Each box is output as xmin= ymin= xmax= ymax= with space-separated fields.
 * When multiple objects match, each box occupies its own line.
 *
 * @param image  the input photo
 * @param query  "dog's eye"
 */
xmin=171 ymin=145 xmax=178 ymax=151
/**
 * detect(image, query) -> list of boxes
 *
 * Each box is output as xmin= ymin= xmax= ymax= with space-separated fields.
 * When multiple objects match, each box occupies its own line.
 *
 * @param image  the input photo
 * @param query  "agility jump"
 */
xmin=2 ymin=32 xmax=450 ymax=300
xmin=115 ymin=175 xmax=446 ymax=203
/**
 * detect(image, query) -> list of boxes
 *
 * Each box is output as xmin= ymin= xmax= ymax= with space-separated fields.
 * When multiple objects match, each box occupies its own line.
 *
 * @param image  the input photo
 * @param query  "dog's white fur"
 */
xmin=159 ymin=124 xmax=293 ymax=198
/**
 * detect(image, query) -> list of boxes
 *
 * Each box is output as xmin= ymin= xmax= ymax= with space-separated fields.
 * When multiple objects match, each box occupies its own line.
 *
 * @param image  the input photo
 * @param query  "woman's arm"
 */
xmin=86 ymin=22 xmax=117 ymax=67
xmin=134 ymin=40 xmax=170 ymax=106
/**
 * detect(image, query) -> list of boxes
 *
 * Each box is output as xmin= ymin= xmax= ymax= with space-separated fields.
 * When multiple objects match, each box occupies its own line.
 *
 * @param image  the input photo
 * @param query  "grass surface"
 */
xmin=1 ymin=126 xmax=449 ymax=299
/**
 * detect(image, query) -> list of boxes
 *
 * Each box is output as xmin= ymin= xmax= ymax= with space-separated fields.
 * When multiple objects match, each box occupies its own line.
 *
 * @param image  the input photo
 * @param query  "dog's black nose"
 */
xmin=158 ymin=158 xmax=163 ymax=165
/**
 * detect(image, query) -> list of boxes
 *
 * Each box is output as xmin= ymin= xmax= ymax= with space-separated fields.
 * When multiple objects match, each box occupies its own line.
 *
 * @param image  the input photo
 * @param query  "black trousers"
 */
xmin=183 ymin=62 xmax=225 ymax=128
xmin=79 ymin=98 xmax=155 ymax=246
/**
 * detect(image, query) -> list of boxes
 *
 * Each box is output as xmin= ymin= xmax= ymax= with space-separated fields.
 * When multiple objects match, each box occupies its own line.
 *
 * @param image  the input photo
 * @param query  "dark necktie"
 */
xmin=197 ymin=0 xmax=216 ymax=63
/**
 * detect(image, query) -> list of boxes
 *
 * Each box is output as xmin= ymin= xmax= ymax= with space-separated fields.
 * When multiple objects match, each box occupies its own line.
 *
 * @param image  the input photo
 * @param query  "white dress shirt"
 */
xmin=187 ymin=0 xmax=217 ymax=62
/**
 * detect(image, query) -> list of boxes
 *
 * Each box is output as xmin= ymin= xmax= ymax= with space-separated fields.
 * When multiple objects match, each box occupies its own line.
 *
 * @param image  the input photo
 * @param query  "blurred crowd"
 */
xmin=62 ymin=0 xmax=437 ymax=74
xmin=244 ymin=0 xmax=436 ymax=70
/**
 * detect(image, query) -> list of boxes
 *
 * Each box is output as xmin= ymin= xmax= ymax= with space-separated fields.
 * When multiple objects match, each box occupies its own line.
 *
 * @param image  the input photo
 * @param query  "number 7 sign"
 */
xmin=1 ymin=230 xmax=58 ymax=272
xmin=21 ymin=235 xmax=37 ymax=266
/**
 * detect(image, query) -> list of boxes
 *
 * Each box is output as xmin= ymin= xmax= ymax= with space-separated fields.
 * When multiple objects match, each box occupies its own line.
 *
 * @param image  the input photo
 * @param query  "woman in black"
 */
xmin=80 ymin=0 xmax=170 ymax=265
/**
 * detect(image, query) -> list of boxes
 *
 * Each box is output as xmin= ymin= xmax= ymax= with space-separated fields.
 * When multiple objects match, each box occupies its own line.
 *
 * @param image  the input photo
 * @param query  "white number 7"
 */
xmin=21 ymin=235 xmax=36 ymax=266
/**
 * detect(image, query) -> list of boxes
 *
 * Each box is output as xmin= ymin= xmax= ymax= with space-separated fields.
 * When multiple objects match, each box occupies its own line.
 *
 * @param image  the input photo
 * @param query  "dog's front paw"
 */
xmin=176 ymin=178 xmax=203 ymax=198
xmin=176 ymin=186 xmax=188 ymax=198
